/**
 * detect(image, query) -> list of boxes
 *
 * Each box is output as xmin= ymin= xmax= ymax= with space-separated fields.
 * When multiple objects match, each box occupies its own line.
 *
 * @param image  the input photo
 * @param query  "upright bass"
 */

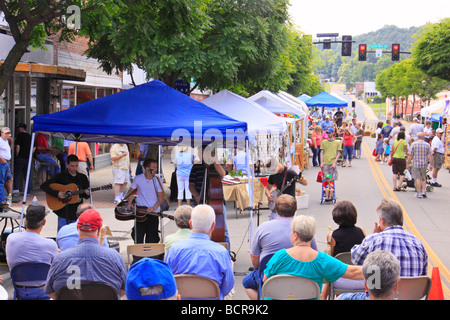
xmin=200 ymin=166 xmax=225 ymax=243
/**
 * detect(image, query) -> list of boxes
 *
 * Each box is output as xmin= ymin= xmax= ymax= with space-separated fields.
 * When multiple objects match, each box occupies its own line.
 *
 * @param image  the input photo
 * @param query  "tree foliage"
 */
xmin=0 ymin=0 xmax=112 ymax=95
xmin=413 ymin=18 xmax=450 ymax=82
xmin=83 ymin=0 xmax=319 ymax=96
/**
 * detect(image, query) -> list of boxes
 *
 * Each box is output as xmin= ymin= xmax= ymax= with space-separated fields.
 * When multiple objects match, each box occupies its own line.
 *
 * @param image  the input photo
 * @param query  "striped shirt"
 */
xmin=351 ymin=226 xmax=428 ymax=277
xmin=408 ymin=139 xmax=431 ymax=168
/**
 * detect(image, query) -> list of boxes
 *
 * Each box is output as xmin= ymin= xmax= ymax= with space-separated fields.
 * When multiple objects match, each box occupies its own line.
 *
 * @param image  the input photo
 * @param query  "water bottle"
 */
xmin=6 ymin=194 xmax=12 ymax=206
xmin=32 ymin=196 xmax=38 ymax=204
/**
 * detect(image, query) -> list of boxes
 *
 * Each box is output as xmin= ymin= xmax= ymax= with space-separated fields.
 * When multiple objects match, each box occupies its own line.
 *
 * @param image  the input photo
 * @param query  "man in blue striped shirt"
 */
xmin=351 ymin=199 xmax=428 ymax=277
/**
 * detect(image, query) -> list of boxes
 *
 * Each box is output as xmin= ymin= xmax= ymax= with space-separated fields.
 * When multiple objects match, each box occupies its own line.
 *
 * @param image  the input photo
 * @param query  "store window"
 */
xmin=77 ymin=86 xmax=95 ymax=105
xmin=96 ymin=88 xmax=113 ymax=98
xmin=61 ymin=85 xmax=75 ymax=110
xmin=96 ymin=143 xmax=111 ymax=156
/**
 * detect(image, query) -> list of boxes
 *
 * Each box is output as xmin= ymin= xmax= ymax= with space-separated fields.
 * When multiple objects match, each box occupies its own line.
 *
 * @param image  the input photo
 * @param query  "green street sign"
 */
xmin=369 ymin=44 xmax=389 ymax=49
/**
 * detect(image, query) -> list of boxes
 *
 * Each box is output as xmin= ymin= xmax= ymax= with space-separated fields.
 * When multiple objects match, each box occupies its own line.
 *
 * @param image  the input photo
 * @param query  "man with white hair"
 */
xmin=409 ymin=117 xmax=424 ymax=144
xmin=430 ymin=128 xmax=445 ymax=187
xmin=165 ymin=204 xmax=234 ymax=299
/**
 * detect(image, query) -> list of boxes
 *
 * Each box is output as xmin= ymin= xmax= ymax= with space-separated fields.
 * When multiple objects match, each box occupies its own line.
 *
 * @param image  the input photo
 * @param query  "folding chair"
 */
xmin=397 ymin=276 xmax=432 ymax=300
xmin=261 ymin=274 xmax=320 ymax=300
xmin=257 ymin=253 xmax=274 ymax=300
xmin=56 ymin=282 xmax=118 ymax=300
xmin=10 ymin=262 xmax=51 ymax=300
xmin=329 ymin=252 xmax=365 ymax=300
xmin=126 ymin=243 xmax=165 ymax=268
xmin=174 ymin=274 xmax=220 ymax=300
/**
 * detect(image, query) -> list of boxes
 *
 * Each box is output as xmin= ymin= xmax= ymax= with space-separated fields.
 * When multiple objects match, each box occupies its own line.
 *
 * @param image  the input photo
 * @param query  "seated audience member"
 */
xmin=44 ymin=209 xmax=127 ymax=299
xmin=263 ymin=215 xmax=363 ymax=299
xmin=243 ymin=194 xmax=318 ymax=300
xmin=6 ymin=203 xmax=58 ymax=300
xmin=351 ymin=198 xmax=428 ymax=277
xmin=327 ymin=200 xmax=366 ymax=257
xmin=321 ymin=200 xmax=366 ymax=299
xmin=56 ymin=203 xmax=109 ymax=251
xmin=165 ymin=204 xmax=234 ymax=300
xmin=164 ymin=205 xmax=192 ymax=254
xmin=338 ymin=250 xmax=401 ymax=300
xmin=126 ymin=257 xmax=179 ymax=300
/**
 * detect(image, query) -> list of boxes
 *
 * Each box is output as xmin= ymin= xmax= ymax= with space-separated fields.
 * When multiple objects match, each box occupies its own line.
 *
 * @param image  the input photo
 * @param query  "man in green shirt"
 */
xmin=320 ymin=128 xmax=342 ymax=180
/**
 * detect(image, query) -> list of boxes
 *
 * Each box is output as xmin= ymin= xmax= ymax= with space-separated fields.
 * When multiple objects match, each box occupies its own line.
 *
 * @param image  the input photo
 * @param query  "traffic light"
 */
xmin=341 ymin=35 xmax=352 ymax=56
xmin=358 ymin=44 xmax=367 ymax=61
xmin=392 ymin=43 xmax=400 ymax=61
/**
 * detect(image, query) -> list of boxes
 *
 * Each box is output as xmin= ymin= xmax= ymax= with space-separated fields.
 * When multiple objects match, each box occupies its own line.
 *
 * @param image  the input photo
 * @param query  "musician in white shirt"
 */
xmin=0 ymin=127 xmax=13 ymax=204
xmin=126 ymin=158 xmax=164 ymax=244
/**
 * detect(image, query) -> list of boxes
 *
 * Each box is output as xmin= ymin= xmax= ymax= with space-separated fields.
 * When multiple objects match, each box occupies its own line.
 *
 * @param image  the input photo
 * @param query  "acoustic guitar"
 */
xmin=46 ymin=183 xmax=112 ymax=211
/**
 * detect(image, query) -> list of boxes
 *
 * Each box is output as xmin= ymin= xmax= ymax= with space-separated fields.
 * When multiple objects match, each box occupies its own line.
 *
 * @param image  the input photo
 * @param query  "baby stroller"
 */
xmin=401 ymin=169 xmax=434 ymax=192
xmin=319 ymin=170 xmax=337 ymax=204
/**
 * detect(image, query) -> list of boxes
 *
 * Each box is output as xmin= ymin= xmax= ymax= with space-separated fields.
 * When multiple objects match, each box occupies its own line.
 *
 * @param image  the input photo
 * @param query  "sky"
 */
xmin=289 ymin=0 xmax=450 ymax=37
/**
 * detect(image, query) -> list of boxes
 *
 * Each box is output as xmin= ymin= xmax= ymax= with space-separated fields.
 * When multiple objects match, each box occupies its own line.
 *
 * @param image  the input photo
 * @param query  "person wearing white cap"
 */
xmin=430 ymin=128 xmax=445 ymax=187
xmin=0 ymin=127 xmax=13 ymax=204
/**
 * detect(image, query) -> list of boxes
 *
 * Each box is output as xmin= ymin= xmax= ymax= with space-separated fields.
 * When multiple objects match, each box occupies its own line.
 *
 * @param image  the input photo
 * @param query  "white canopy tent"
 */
xmin=420 ymin=98 xmax=450 ymax=118
xmin=277 ymin=91 xmax=309 ymax=145
xmin=202 ymin=89 xmax=287 ymax=166
xmin=248 ymin=90 xmax=306 ymax=168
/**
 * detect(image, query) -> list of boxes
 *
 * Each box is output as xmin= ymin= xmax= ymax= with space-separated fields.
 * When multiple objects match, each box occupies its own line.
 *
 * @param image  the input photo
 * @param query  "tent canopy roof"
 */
xmin=420 ymin=98 xmax=450 ymax=117
xmin=202 ymin=89 xmax=287 ymax=134
xmin=305 ymin=91 xmax=348 ymax=108
xmin=247 ymin=90 xmax=306 ymax=119
xmin=32 ymin=80 xmax=248 ymax=145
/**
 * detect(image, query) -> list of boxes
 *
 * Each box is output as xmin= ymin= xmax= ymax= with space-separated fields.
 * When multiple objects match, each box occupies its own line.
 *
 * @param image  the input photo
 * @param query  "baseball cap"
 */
xmin=436 ymin=128 xmax=444 ymax=133
xmin=77 ymin=209 xmax=103 ymax=232
xmin=1 ymin=127 xmax=11 ymax=134
xmin=326 ymin=127 xmax=335 ymax=134
xmin=125 ymin=258 xmax=177 ymax=300
xmin=325 ymin=174 xmax=332 ymax=179
xmin=25 ymin=204 xmax=47 ymax=223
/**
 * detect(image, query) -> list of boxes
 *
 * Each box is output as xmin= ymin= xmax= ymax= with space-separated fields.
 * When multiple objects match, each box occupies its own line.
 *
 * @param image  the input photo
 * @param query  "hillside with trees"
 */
xmin=314 ymin=25 xmax=425 ymax=89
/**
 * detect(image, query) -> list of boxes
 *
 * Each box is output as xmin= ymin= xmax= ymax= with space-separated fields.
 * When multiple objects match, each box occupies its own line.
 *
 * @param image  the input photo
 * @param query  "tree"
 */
xmin=83 ymin=0 xmax=296 ymax=93
xmin=0 ymin=0 xmax=110 ymax=96
xmin=413 ymin=18 xmax=450 ymax=82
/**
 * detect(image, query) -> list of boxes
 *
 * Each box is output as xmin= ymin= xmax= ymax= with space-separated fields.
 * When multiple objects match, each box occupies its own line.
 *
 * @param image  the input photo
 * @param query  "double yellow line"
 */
xmin=361 ymin=142 xmax=449 ymax=299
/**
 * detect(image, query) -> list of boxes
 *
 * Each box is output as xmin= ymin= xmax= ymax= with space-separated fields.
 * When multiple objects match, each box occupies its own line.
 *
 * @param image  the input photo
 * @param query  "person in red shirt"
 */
xmin=341 ymin=128 xmax=355 ymax=167
xmin=322 ymin=174 xmax=335 ymax=201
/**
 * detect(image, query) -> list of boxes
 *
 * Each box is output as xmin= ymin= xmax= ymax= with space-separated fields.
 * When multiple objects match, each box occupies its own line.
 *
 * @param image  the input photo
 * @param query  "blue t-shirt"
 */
xmin=264 ymin=249 xmax=347 ymax=298
xmin=175 ymin=152 xmax=194 ymax=177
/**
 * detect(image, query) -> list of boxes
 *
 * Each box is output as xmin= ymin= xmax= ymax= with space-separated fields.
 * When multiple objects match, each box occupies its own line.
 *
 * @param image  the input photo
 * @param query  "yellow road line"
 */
xmin=362 ymin=142 xmax=449 ymax=299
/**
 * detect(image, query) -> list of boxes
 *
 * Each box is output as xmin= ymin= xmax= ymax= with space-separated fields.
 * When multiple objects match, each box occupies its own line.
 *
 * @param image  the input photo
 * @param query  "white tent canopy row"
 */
xmin=202 ymin=89 xmax=287 ymax=165
xmin=420 ymin=98 xmax=450 ymax=118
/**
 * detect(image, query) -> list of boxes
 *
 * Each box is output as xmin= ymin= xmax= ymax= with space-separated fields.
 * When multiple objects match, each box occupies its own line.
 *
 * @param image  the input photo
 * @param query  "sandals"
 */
xmin=393 ymin=187 xmax=401 ymax=192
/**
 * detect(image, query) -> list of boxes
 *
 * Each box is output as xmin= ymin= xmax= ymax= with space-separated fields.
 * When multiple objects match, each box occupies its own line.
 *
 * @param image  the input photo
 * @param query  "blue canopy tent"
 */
xmin=305 ymin=91 xmax=348 ymax=109
xmin=20 ymin=80 xmax=249 ymax=230
xmin=32 ymin=80 xmax=247 ymax=145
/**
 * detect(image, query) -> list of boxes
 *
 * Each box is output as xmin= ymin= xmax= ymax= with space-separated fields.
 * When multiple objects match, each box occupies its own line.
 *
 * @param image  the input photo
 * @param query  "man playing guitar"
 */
xmin=264 ymin=157 xmax=307 ymax=220
xmin=41 ymin=154 xmax=90 ymax=231
xmin=125 ymin=158 xmax=164 ymax=244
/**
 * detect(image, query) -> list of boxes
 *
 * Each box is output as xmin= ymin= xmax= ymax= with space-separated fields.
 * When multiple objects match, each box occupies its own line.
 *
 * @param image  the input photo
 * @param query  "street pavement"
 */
xmin=1 ymin=102 xmax=449 ymax=300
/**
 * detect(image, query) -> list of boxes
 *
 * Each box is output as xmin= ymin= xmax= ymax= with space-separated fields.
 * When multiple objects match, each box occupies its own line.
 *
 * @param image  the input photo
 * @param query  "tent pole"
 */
xmin=19 ymin=132 xmax=36 ymax=231
xmin=246 ymin=139 xmax=254 ymax=245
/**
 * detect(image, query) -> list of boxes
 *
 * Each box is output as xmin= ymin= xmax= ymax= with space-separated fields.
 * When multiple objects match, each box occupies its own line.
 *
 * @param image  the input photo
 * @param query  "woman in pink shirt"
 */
xmin=341 ymin=128 xmax=355 ymax=167
xmin=310 ymin=126 xmax=323 ymax=167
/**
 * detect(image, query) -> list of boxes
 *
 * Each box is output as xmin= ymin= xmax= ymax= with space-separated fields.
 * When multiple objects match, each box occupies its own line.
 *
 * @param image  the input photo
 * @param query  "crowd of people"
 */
xmin=4 ymin=183 xmax=429 ymax=301
xmin=0 ymin=112 xmax=444 ymax=301
xmin=374 ymin=117 xmax=446 ymax=198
